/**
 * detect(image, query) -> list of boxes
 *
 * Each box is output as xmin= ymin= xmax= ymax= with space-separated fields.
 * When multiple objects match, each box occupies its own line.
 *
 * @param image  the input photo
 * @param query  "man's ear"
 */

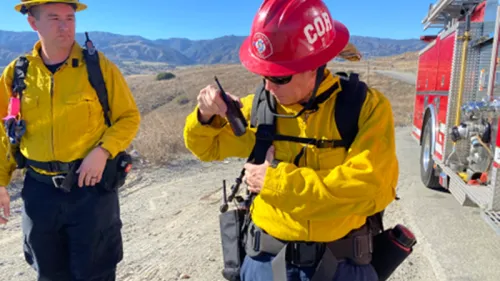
xmin=27 ymin=15 xmax=38 ymax=31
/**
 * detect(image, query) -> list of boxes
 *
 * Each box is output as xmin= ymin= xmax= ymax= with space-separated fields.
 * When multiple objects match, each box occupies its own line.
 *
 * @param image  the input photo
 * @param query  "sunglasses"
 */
xmin=264 ymin=75 xmax=293 ymax=85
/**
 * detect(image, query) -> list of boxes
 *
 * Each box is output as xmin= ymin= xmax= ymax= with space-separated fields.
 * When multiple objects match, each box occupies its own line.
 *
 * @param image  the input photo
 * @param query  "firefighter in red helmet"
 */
xmin=184 ymin=0 xmax=399 ymax=280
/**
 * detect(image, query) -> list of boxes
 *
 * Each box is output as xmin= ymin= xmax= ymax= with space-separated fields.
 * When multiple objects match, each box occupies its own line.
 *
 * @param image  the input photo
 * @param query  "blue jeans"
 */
xmin=240 ymin=253 xmax=379 ymax=281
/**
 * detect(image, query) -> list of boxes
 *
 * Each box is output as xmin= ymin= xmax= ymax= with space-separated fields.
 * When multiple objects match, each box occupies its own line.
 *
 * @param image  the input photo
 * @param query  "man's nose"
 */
xmin=58 ymin=20 xmax=69 ymax=30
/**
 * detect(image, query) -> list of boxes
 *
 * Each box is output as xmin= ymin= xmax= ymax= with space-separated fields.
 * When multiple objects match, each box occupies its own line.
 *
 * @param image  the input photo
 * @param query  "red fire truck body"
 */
xmin=413 ymin=1 xmax=489 ymax=162
xmin=412 ymin=0 xmax=500 ymax=234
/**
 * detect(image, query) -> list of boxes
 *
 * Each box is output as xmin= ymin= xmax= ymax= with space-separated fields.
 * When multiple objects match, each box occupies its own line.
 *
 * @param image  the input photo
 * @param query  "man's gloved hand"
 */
xmin=243 ymin=146 xmax=275 ymax=193
xmin=0 ymin=186 xmax=10 ymax=224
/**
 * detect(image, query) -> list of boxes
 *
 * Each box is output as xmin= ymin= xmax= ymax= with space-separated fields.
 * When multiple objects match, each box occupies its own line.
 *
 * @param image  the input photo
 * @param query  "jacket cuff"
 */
xmin=185 ymin=107 xmax=228 ymax=136
xmin=97 ymin=140 xmax=118 ymax=159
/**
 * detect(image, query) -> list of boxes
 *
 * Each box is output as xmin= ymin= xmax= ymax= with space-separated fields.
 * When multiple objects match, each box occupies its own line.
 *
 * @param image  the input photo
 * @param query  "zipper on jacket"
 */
xmin=49 ymin=64 xmax=64 ymax=161
xmin=303 ymin=110 xmax=312 ymax=239
xmin=302 ymin=112 xmax=310 ymax=167
xmin=50 ymin=75 xmax=55 ymax=159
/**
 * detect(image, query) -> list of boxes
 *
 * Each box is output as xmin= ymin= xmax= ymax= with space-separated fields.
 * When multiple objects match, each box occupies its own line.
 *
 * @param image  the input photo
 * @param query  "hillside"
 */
xmin=127 ymin=57 xmax=418 ymax=164
xmin=0 ymin=30 xmax=427 ymax=74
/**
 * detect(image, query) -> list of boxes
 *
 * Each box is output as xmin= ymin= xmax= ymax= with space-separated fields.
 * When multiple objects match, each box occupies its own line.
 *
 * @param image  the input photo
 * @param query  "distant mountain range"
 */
xmin=0 ymin=30 xmax=427 ymax=73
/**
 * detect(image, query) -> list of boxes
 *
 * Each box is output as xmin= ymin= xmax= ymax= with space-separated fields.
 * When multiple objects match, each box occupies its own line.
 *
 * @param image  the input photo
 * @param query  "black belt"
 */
xmin=26 ymin=158 xmax=81 ymax=173
xmin=26 ymin=168 xmax=69 ymax=189
xmin=244 ymin=221 xmax=373 ymax=281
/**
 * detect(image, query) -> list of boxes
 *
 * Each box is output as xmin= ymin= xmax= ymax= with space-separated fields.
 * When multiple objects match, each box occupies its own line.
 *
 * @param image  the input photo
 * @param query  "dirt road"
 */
xmin=1 ymin=126 xmax=500 ymax=281
xmin=375 ymin=70 xmax=417 ymax=85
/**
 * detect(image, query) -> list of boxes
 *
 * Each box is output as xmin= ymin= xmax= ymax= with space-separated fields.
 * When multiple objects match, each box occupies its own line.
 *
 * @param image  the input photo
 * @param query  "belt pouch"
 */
xmin=370 ymin=227 xmax=414 ymax=281
xmin=219 ymin=208 xmax=247 ymax=281
xmin=101 ymin=151 xmax=132 ymax=191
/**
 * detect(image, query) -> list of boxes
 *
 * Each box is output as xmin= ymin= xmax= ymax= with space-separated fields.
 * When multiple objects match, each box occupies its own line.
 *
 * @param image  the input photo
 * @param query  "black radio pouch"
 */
xmin=371 ymin=225 xmax=416 ymax=281
xmin=101 ymin=151 xmax=133 ymax=192
xmin=219 ymin=208 xmax=248 ymax=281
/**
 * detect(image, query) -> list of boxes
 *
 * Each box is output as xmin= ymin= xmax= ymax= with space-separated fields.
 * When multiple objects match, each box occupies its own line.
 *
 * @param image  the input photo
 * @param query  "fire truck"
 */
xmin=413 ymin=0 xmax=500 ymax=234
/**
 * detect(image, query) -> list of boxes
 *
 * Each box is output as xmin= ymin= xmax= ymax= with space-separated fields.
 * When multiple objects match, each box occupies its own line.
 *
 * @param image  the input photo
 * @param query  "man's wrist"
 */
xmin=197 ymin=109 xmax=215 ymax=124
xmin=97 ymin=143 xmax=111 ymax=157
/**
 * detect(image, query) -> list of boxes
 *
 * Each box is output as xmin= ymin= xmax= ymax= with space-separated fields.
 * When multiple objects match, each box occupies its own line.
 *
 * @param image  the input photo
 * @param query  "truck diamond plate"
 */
xmin=440 ymin=163 xmax=492 ymax=208
xmin=481 ymin=210 xmax=500 ymax=235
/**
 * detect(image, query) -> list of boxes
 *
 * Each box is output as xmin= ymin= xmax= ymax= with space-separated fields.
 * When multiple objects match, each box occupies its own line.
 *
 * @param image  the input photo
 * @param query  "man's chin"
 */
xmin=274 ymin=97 xmax=296 ymax=106
xmin=55 ymin=38 xmax=74 ymax=48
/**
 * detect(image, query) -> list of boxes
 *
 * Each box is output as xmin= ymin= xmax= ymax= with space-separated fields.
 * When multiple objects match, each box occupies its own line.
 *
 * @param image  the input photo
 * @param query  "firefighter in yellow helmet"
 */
xmin=0 ymin=1 xmax=140 ymax=280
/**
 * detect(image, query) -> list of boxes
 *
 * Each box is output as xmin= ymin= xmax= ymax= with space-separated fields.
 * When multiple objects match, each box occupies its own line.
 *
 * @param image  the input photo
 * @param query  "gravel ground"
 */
xmin=1 ymin=126 xmax=499 ymax=281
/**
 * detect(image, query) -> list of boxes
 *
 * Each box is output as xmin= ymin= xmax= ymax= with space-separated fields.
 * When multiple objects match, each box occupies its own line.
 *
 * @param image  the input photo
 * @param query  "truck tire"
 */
xmin=420 ymin=117 xmax=441 ymax=189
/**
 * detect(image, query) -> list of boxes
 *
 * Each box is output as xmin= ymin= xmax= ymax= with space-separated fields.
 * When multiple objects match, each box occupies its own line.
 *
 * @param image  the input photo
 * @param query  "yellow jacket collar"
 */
xmin=29 ymin=40 xmax=85 ymax=65
xmin=278 ymin=68 xmax=341 ymax=114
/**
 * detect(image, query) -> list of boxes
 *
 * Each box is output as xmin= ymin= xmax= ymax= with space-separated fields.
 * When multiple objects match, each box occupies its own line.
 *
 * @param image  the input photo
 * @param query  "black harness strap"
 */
xmin=248 ymin=83 xmax=277 ymax=165
xmin=12 ymin=56 xmax=29 ymax=100
xmin=335 ymin=73 xmax=367 ymax=150
xmin=82 ymin=32 xmax=112 ymax=127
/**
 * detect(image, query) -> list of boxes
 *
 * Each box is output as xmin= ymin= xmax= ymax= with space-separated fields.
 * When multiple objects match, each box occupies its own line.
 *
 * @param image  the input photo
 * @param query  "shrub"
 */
xmin=156 ymin=72 xmax=176 ymax=81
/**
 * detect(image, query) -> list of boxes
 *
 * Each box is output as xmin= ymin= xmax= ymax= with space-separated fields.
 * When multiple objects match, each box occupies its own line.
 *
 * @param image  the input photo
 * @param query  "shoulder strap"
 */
xmin=12 ymin=56 xmax=30 ymax=100
xmin=5 ymin=56 xmax=30 ymax=166
xmin=82 ymin=32 xmax=112 ymax=127
xmin=334 ymin=72 xmax=367 ymax=150
xmin=249 ymin=82 xmax=276 ymax=165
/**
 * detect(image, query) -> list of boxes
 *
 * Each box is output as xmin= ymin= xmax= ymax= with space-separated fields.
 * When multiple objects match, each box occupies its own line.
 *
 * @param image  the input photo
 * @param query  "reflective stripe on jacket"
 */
xmin=0 ymin=41 xmax=141 ymax=186
xmin=183 ymin=69 xmax=399 ymax=242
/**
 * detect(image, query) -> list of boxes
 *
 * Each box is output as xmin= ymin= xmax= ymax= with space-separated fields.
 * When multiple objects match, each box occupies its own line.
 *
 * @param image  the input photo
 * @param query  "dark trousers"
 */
xmin=240 ymin=253 xmax=379 ymax=281
xmin=21 ymin=171 xmax=123 ymax=281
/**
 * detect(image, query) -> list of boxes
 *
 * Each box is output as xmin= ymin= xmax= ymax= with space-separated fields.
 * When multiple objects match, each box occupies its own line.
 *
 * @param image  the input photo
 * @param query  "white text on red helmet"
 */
xmin=304 ymin=12 xmax=333 ymax=45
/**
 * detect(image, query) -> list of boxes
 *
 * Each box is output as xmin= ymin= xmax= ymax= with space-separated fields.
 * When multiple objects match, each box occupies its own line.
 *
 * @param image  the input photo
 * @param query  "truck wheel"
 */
xmin=420 ymin=117 xmax=441 ymax=189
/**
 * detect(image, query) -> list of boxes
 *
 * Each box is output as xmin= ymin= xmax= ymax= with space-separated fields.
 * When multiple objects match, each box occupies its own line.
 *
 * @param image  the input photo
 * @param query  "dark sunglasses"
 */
xmin=264 ymin=75 xmax=293 ymax=85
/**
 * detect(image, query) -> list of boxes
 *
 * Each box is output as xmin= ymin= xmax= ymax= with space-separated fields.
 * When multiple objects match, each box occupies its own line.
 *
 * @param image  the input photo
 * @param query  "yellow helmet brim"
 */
xmin=339 ymin=42 xmax=362 ymax=62
xmin=15 ymin=0 xmax=87 ymax=14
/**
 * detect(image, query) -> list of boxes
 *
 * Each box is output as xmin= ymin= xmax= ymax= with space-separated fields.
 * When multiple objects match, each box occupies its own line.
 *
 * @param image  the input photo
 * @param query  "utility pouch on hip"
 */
xmin=219 ymin=208 xmax=247 ymax=281
xmin=101 ymin=151 xmax=132 ymax=192
xmin=370 ymin=224 xmax=416 ymax=281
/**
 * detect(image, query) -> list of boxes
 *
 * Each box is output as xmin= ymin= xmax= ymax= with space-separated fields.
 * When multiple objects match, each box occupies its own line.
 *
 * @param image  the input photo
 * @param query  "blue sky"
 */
xmin=0 ymin=0 xmax=436 ymax=40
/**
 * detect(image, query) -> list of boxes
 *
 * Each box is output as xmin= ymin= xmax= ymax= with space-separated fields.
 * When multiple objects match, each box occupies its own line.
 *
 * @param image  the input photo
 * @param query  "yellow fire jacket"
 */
xmin=0 ymin=41 xmax=141 ymax=187
xmin=184 ymin=69 xmax=399 ymax=242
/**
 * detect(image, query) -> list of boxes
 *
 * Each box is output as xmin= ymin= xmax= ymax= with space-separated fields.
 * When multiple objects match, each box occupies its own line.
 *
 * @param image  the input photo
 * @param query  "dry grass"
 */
xmin=126 ymin=55 xmax=418 ymax=165
xmin=369 ymin=51 xmax=419 ymax=72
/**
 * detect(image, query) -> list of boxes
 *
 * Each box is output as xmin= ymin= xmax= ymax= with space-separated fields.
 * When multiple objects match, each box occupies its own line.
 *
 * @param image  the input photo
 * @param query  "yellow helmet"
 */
xmin=339 ymin=42 xmax=362 ymax=62
xmin=15 ymin=0 xmax=87 ymax=14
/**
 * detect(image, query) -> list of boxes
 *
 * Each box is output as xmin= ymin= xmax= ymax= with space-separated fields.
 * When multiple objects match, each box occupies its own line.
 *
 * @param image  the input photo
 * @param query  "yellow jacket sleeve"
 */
xmin=0 ymin=62 xmax=18 ymax=187
xmin=97 ymin=57 xmax=141 ymax=158
xmin=183 ymin=94 xmax=256 ymax=161
xmin=259 ymin=88 xmax=399 ymax=220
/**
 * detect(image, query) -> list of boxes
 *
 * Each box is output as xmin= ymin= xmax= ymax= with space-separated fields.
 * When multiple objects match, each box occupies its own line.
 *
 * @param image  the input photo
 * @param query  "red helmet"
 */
xmin=239 ymin=0 xmax=350 ymax=77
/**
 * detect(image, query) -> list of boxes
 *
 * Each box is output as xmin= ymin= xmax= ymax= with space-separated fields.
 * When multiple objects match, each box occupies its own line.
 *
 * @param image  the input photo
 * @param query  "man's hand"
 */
xmin=0 ymin=186 xmax=10 ymax=224
xmin=197 ymin=84 xmax=242 ymax=123
xmin=243 ymin=146 xmax=275 ymax=193
xmin=76 ymin=146 xmax=110 ymax=188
